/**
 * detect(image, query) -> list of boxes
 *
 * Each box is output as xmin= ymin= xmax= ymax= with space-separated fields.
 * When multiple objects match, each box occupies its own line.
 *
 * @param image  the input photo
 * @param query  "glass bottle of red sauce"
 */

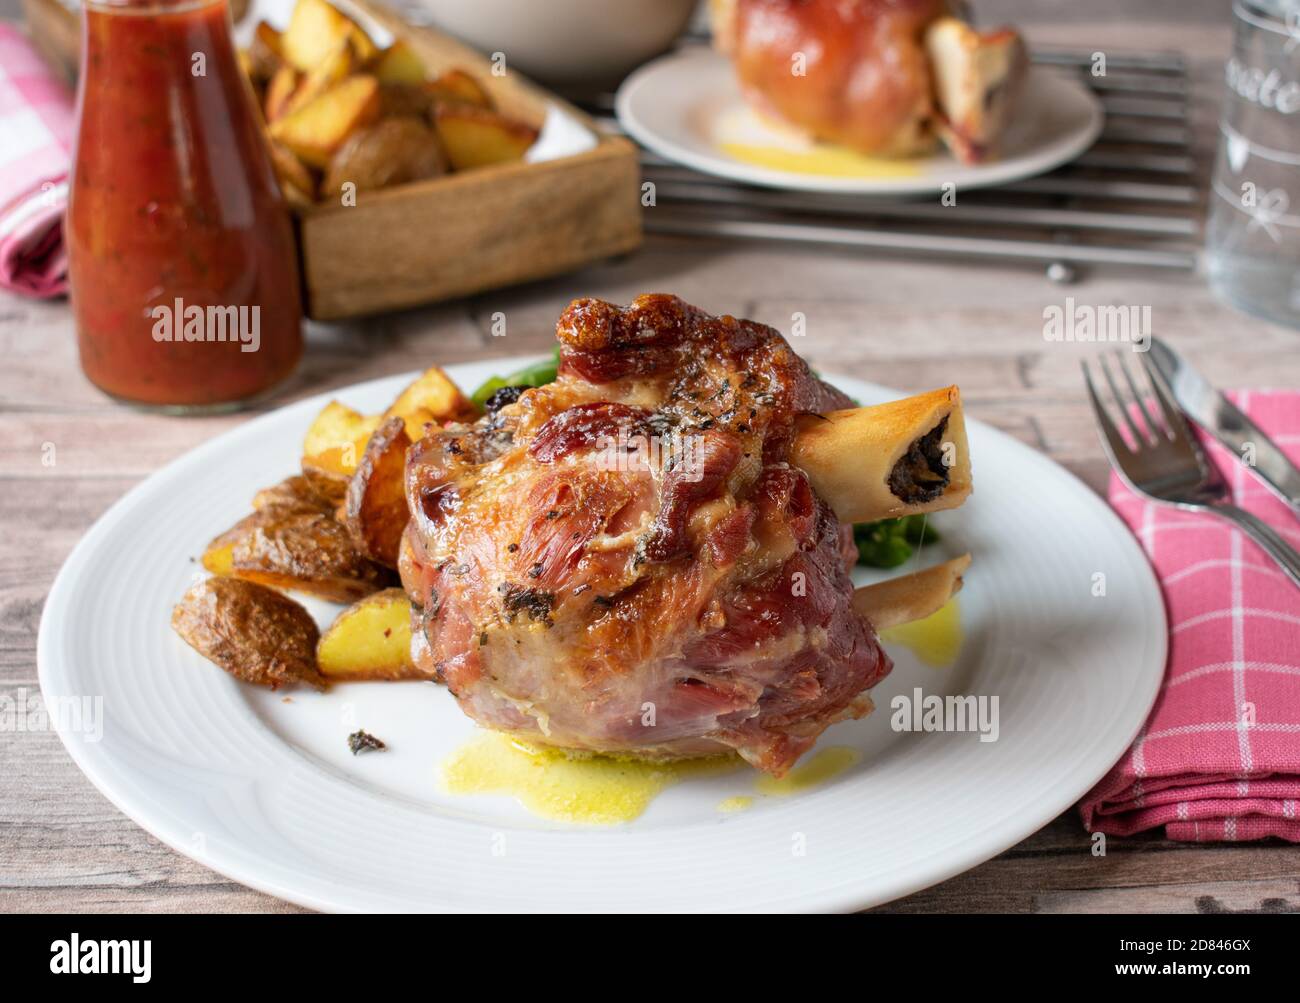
xmin=68 ymin=0 xmax=302 ymax=412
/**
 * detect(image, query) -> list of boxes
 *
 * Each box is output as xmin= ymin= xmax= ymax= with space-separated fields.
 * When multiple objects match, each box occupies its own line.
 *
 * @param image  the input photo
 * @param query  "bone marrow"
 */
xmin=888 ymin=416 xmax=951 ymax=505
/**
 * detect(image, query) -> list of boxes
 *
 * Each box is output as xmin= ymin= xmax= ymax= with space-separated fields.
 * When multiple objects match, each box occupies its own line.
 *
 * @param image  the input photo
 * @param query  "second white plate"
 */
xmin=616 ymin=47 xmax=1104 ymax=196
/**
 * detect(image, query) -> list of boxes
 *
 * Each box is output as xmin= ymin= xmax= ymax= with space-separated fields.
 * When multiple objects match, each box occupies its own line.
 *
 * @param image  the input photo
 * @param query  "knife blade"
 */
xmin=1145 ymin=337 xmax=1300 ymax=518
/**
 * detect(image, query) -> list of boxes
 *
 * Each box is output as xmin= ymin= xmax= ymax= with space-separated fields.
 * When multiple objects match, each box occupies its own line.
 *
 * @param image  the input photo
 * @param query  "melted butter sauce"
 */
xmin=880 ymin=598 xmax=964 ymax=668
xmin=709 ymin=104 xmax=922 ymax=179
xmin=442 ymin=732 xmax=739 ymax=824
xmin=443 ymin=734 xmax=864 ymax=824
xmin=754 ymin=746 xmax=861 ymax=796
xmin=720 ymin=141 xmax=922 ymax=179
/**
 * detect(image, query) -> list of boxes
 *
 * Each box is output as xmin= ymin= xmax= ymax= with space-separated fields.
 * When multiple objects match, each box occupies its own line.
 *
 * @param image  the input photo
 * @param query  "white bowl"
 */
xmin=417 ymin=0 xmax=700 ymax=86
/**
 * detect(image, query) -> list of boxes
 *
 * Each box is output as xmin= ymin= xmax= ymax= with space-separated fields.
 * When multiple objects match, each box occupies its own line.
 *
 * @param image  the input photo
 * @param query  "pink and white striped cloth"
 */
xmin=0 ymin=23 xmax=74 ymax=298
xmin=1081 ymin=390 xmax=1300 ymax=842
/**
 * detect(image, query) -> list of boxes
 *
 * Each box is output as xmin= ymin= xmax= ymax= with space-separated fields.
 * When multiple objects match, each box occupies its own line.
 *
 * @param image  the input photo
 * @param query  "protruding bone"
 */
xmin=853 ymin=554 xmax=971 ymax=631
xmin=791 ymin=386 xmax=973 ymax=524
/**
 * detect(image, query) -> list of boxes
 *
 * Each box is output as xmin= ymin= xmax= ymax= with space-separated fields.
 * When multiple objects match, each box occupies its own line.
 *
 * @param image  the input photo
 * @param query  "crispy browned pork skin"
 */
xmin=399 ymin=294 xmax=891 ymax=775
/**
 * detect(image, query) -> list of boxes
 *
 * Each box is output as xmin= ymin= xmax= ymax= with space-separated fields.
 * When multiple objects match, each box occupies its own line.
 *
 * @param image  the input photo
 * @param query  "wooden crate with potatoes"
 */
xmin=23 ymin=0 xmax=644 ymax=320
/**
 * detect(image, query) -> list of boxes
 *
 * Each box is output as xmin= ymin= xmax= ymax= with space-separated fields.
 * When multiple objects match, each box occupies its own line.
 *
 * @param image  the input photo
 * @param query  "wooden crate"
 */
xmin=22 ymin=0 xmax=644 ymax=321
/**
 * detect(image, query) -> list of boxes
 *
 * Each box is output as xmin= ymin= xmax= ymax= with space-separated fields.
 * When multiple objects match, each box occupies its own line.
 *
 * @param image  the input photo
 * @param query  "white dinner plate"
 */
xmin=616 ymin=46 xmax=1105 ymax=196
xmin=38 ymin=361 xmax=1164 ymax=912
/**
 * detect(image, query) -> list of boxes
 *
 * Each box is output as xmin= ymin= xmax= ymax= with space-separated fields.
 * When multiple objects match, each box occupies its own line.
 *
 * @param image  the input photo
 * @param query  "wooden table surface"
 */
xmin=3 ymin=8 xmax=1300 ymax=913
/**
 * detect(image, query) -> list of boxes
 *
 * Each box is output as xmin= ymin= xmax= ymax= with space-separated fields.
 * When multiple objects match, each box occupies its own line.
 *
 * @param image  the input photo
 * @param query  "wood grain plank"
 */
xmin=0 ymin=886 xmax=306 ymax=913
xmin=0 ymin=479 xmax=137 ymax=678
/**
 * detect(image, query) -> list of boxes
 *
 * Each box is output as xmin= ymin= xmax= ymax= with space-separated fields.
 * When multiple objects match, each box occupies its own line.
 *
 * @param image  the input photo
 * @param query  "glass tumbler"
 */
xmin=1204 ymin=0 xmax=1300 ymax=329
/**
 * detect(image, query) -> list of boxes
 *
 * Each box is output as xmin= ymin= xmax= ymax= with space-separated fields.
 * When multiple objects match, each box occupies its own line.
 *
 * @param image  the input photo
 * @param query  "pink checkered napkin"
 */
xmin=1080 ymin=390 xmax=1300 ymax=843
xmin=0 ymin=23 xmax=74 ymax=298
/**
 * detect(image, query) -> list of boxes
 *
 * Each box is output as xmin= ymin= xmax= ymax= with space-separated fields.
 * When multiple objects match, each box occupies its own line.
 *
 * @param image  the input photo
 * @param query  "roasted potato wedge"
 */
xmin=321 ymin=117 xmax=448 ymax=199
xmin=202 ymin=509 xmax=274 ymax=577
xmin=281 ymin=0 xmax=360 ymax=72
xmin=264 ymin=64 xmax=301 ymax=123
xmin=282 ymin=37 xmax=354 ymax=119
xmin=302 ymin=400 xmax=383 ymax=481
xmin=380 ymin=72 xmax=496 ymax=121
xmin=301 ymin=468 xmax=350 ymax=505
xmin=202 ymin=506 xmax=393 ymax=602
xmin=378 ymin=83 xmax=435 ymax=119
xmin=344 ymin=417 xmax=411 ymax=567
xmin=346 ymin=21 xmax=379 ymax=65
xmin=200 ymin=526 xmax=239 ymax=576
xmin=172 ymin=577 xmax=325 ymax=690
xmin=270 ymin=74 xmax=382 ymax=169
xmin=383 ymin=365 xmax=475 ymax=438
xmin=234 ymin=507 xmax=393 ymax=601
xmin=434 ymin=104 xmax=539 ymax=171
xmin=247 ymin=21 xmax=286 ymax=82
xmin=252 ymin=474 xmax=339 ymax=514
xmin=317 ymin=588 xmax=423 ymax=680
xmin=426 ymin=68 xmax=494 ymax=110
xmin=373 ymin=40 xmax=427 ymax=86
xmin=267 ymin=139 xmax=317 ymax=204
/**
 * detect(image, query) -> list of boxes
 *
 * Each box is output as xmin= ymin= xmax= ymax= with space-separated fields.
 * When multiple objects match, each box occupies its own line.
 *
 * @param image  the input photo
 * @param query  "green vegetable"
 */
xmin=853 ymin=515 xmax=939 ymax=568
xmin=470 ymin=348 xmax=561 ymax=410
xmin=470 ymin=377 xmax=509 ymax=410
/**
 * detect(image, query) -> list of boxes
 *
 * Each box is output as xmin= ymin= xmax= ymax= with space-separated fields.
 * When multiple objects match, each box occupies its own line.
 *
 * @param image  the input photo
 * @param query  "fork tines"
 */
xmin=1085 ymin=349 xmax=1197 ymax=447
xmin=1082 ymin=347 xmax=1217 ymax=502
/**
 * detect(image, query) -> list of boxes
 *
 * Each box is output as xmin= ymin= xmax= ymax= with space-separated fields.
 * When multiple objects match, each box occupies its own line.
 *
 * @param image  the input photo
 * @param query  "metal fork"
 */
xmin=1083 ymin=351 xmax=1300 ymax=589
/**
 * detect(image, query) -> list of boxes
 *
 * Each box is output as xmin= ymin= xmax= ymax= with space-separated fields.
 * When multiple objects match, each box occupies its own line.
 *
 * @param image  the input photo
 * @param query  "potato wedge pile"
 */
xmin=243 ymin=0 xmax=541 ymax=206
xmin=172 ymin=365 xmax=477 ymax=689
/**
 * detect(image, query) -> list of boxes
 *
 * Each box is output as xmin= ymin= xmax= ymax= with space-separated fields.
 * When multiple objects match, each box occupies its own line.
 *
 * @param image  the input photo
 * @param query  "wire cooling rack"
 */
xmin=582 ymin=47 xmax=1203 ymax=283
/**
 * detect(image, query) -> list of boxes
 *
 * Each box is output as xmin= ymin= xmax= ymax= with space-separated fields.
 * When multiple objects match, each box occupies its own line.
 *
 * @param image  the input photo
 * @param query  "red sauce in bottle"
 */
xmin=68 ymin=0 xmax=302 ymax=410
